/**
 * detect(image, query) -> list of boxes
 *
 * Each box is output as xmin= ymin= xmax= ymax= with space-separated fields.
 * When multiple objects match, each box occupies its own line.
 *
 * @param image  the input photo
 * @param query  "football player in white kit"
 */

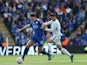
xmin=42 ymin=12 xmax=74 ymax=62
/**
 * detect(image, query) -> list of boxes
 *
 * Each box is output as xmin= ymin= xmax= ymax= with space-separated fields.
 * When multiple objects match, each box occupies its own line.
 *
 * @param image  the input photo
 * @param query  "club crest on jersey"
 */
xmin=33 ymin=25 xmax=38 ymax=28
xmin=36 ymin=22 xmax=38 ymax=24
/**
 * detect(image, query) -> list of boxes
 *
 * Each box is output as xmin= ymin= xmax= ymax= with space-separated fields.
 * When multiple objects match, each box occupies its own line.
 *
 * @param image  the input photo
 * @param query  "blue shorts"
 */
xmin=30 ymin=34 xmax=44 ymax=47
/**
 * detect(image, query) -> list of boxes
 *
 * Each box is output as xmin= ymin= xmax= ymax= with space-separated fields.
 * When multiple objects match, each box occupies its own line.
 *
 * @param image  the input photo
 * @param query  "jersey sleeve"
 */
xmin=57 ymin=20 xmax=61 ymax=31
xmin=45 ymin=23 xmax=56 ymax=32
xmin=29 ymin=22 xmax=32 ymax=27
xmin=44 ymin=20 xmax=52 ymax=25
xmin=37 ymin=18 xmax=43 ymax=25
xmin=39 ymin=19 xmax=44 ymax=24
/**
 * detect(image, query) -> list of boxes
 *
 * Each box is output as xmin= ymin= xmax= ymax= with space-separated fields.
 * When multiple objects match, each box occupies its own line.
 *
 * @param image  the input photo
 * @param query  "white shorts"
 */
xmin=50 ymin=35 xmax=61 ymax=45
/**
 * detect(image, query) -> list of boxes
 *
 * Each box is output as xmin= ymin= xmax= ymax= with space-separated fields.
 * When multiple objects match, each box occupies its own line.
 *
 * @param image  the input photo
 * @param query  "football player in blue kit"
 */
xmin=17 ymin=12 xmax=52 ymax=61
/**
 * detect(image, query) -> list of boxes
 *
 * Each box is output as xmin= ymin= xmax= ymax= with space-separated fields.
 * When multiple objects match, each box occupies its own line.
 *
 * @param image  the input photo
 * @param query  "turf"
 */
xmin=0 ymin=54 xmax=87 ymax=65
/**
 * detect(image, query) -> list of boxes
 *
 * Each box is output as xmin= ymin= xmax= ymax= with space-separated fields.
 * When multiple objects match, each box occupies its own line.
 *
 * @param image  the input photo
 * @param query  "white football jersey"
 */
xmin=44 ymin=19 xmax=62 ymax=36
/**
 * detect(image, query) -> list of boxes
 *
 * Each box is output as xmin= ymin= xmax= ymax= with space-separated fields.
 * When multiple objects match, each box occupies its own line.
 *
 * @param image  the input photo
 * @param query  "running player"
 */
xmin=17 ymin=12 xmax=52 ymax=61
xmin=42 ymin=12 xmax=74 ymax=62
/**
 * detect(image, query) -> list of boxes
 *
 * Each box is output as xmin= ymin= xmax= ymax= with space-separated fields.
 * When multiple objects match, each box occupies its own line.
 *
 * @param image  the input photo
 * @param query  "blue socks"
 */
xmin=40 ymin=50 xmax=50 ymax=56
xmin=22 ymin=47 xmax=29 ymax=59
xmin=22 ymin=48 xmax=50 ymax=59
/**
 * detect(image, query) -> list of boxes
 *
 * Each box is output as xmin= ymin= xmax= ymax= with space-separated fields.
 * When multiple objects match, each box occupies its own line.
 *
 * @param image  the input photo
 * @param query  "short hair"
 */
xmin=30 ymin=12 xmax=36 ymax=17
xmin=50 ymin=13 xmax=56 ymax=16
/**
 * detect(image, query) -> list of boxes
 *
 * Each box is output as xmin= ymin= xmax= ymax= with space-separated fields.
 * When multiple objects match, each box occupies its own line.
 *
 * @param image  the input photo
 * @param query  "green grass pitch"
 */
xmin=0 ymin=54 xmax=87 ymax=65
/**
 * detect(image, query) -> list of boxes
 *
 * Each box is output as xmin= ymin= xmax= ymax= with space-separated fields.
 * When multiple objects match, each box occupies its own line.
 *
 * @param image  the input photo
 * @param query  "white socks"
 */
xmin=48 ymin=43 xmax=71 ymax=56
xmin=48 ymin=43 xmax=53 ymax=55
xmin=61 ymin=48 xmax=71 ymax=56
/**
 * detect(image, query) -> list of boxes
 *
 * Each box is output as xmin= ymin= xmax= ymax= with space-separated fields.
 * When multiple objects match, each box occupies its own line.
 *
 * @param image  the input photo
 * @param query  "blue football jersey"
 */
xmin=30 ymin=18 xmax=44 ymax=37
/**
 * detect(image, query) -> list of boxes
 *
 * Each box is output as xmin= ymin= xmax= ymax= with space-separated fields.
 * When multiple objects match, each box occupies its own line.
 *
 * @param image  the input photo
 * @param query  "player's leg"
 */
xmin=22 ymin=40 xmax=35 ymax=60
xmin=46 ymin=39 xmax=54 ymax=60
xmin=50 ymin=36 xmax=73 ymax=62
xmin=37 ymin=40 xmax=51 ymax=61
xmin=22 ymin=34 xmax=37 ymax=60
xmin=33 ymin=43 xmax=37 ymax=52
xmin=38 ymin=46 xmax=52 ymax=61
xmin=57 ymin=44 xmax=71 ymax=56
xmin=46 ymin=32 xmax=53 ymax=55
xmin=51 ymin=36 xmax=72 ymax=56
xmin=38 ymin=46 xmax=49 ymax=55
xmin=48 ymin=43 xmax=53 ymax=55
xmin=55 ymin=38 xmax=73 ymax=62
xmin=57 ymin=44 xmax=73 ymax=62
xmin=47 ymin=39 xmax=54 ymax=55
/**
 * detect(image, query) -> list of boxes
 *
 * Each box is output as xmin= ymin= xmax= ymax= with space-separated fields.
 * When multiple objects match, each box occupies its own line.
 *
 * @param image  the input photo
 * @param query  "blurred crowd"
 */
xmin=0 ymin=32 xmax=4 ymax=46
xmin=78 ymin=24 xmax=87 ymax=45
xmin=0 ymin=0 xmax=87 ymax=46
xmin=70 ymin=22 xmax=87 ymax=45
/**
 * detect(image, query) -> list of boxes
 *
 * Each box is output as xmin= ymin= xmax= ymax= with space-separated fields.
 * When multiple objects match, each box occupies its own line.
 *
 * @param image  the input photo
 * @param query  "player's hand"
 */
xmin=41 ymin=24 xmax=47 ymax=30
xmin=16 ymin=29 xmax=22 ymax=32
xmin=46 ymin=32 xmax=51 ymax=39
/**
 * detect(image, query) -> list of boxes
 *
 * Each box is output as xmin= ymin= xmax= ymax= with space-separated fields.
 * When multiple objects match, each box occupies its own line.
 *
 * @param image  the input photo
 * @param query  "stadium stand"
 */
xmin=0 ymin=0 xmax=87 ymax=46
xmin=0 ymin=32 xmax=4 ymax=46
xmin=0 ymin=17 xmax=15 ymax=45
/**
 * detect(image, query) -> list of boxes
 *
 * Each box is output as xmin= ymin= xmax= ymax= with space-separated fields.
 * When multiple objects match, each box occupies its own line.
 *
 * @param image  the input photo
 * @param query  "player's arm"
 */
xmin=41 ymin=21 xmax=51 ymax=29
xmin=45 ymin=24 xmax=55 ymax=32
xmin=46 ymin=31 xmax=51 ymax=39
xmin=17 ymin=24 xmax=31 ymax=32
xmin=44 ymin=20 xmax=52 ymax=25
